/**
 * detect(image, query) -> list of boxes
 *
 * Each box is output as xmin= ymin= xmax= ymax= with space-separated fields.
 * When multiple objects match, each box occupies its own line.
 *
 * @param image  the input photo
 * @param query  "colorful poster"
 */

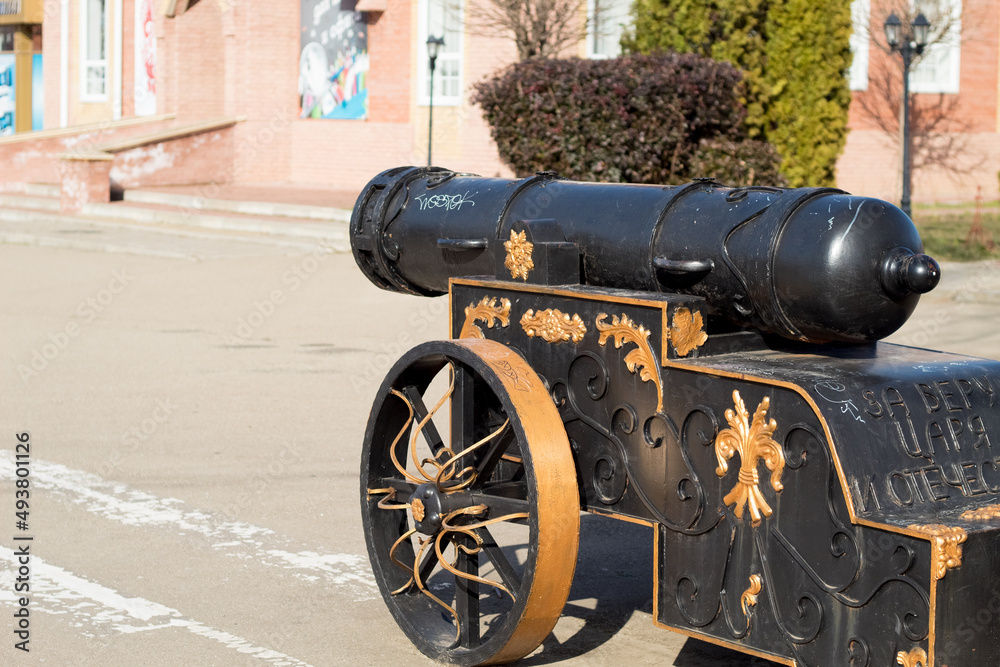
xmin=134 ymin=0 xmax=156 ymax=116
xmin=0 ymin=54 xmax=14 ymax=136
xmin=299 ymin=1 xmax=368 ymax=120
xmin=31 ymin=53 xmax=41 ymax=130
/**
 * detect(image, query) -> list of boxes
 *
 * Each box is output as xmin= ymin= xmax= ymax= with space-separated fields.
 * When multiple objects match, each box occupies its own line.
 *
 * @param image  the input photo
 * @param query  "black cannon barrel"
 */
xmin=350 ymin=166 xmax=940 ymax=344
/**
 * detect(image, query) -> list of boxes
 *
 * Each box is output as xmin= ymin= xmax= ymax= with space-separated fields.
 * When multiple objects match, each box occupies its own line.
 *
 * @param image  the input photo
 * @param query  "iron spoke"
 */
xmin=401 ymin=385 xmax=446 ymax=455
xmin=373 ymin=477 xmax=419 ymax=498
xmin=455 ymin=535 xmax=481 ymax=648
xmin=471 ymin=491 xmax=531 ymax=517
xmin=480 ymin=526 xmax=522 ymax=595
xmin=474 ymin=428 xmax=516 ymax=481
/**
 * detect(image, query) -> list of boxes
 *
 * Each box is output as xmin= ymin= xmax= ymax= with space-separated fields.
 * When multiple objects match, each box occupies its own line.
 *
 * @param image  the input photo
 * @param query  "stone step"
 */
xmin=0 ymin=183 xmax=61 ymax=198
xmin=123 ymin=188 xmax=352 ymax=223
xmin=0 ymin=205 xmax=342 ymax=257
xmin=0 ymin=182 xmax=353 ymax=251
xmin=0 ymin=192 xmax=61 ymax=212
xmin=80 ymin=200 xmax=348 ymax=243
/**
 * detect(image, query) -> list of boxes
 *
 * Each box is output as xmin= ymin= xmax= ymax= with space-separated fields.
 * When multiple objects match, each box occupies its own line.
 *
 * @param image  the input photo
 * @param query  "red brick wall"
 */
xmin=160 ymin=1 xmax=227 ymax=120
xmin=41 ymin=0 xmax=62 ymax=130
xmin=0 ymin=117 xmax=175 ymax=185
xmin=110 ymin=127 xmax=236 ymax=188
xmin=368 ymin=1 xmax=410 ymax=124
xmin=230 ymin=1 xmax=298 ymax=183
xmin=60 ymin=156 xmax=112 ymax=212
xmin=289 ymin=120 xmax=414 ymax=185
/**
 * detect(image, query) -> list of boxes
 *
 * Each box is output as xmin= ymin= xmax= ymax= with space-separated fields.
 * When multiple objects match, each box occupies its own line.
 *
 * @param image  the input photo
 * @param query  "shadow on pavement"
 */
xmin=673 ymin=639 xmax=782 ymax=666
xmin=520 ymin=513 xmax=781 ymax=666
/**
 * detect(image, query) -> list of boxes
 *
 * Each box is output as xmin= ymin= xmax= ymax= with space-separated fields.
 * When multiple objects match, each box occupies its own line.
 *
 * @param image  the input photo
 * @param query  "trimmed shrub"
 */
xmin=623 ymin=0 xmax=853 ymax=188
xmin=622 ymin=0 xmax=770 ymax=139
xmin=471 ymin=52 xmax=783 ymax=186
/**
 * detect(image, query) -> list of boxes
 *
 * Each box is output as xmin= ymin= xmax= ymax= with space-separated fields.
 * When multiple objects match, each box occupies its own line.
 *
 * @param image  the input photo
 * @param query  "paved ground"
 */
xmin=2 ymin=219 xmax=999 ymax=666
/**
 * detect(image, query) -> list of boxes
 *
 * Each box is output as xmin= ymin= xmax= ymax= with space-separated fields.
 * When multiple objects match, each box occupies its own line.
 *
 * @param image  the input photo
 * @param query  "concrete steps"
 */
xmin=0 ymin=183 xmax=61 ymax=197
xmin=0 ymin=186 xmax=352 ymax=252
xmin=123 ymin=189 xmax=350 ymax=223
xmin=0 ymin=193 xmax=61 ymax=212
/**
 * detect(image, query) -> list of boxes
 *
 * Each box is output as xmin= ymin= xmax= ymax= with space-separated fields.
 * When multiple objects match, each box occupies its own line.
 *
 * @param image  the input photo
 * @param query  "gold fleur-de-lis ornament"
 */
xmin=714 ymin=390 xmax=785 ymax=525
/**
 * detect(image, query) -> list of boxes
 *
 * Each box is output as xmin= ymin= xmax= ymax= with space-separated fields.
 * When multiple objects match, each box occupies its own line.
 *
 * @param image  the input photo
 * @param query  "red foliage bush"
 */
xmin=471 ymin=52 xmax=784 ymax=186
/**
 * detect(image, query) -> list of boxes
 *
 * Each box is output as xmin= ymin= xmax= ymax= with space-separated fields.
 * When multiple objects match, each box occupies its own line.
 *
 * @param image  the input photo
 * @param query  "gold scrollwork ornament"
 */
xmin=521 ymin=309 xmax=587 ymax=343
xmin=504 ymin=230 xmax=534 ymax=280
xmin=460 ymin=297 xmax=511 ymax=339
xmin=740 ymin=574 xmax=762 ymax=628
xmin=714 ymin=390 xmax=785 ymax=526
xmin=596 ymin=313 xmax=663 ymax=412
xmin=960 ymin=502 xmax=1000 ymax=520
xmin=908 ymin=523 xmax=967 ymax=580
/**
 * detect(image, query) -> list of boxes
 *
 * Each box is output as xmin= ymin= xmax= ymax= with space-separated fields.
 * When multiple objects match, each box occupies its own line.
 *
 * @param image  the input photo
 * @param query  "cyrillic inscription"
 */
xmin=862 ymin=377 xmax=995 ymax=458
xmin=853 ymin=457 xmax=1000 ymax=511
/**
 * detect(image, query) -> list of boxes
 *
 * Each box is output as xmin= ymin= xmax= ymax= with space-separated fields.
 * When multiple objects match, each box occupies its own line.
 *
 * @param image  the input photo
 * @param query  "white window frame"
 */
xmin=848 ymin=0 xmax=870 ymax=91
xmin=587 ymin=0 xmax=631 ymax=60
xmin=80 ymin=0 xmax=108 ymax=102
xmin=910 ymin=0 xmax=961 ymax=94
xmin=417 ymin=0 xmax=463 ymax=107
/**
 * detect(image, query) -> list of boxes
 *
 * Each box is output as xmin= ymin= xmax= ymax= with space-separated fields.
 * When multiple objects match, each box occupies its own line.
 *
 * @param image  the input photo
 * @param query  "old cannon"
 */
xmin=353 ymin=167 xmax=1000 ymax=666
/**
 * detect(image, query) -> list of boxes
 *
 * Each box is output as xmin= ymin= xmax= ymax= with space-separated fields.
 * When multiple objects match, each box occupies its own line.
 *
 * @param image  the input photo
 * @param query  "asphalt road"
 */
xmin=2 ymin=223 xmax=999 ymax=666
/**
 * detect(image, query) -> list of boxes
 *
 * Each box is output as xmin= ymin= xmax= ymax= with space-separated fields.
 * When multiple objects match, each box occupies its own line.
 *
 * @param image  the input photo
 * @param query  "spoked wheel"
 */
xmin=361 ymin=339 xmax=580 ymax=665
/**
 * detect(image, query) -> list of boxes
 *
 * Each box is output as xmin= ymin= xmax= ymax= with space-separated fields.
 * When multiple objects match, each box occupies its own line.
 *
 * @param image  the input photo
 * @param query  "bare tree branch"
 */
xmin=461 ymin=0 xmax=588 ymax=60
xmin=856 ymin=64 xmax=984 ymax=176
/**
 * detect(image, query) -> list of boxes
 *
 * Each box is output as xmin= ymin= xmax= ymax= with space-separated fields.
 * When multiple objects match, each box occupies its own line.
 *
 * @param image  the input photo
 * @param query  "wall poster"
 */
xmin=31 ymin=52 xmax=41 ymax=130
xmin=299 ymin=1 xmax=368 ymax=120
xmin=134 ymin=0 xmax=156 ymax=116
xmin=0 ymin=54 xmax=14 ymax=135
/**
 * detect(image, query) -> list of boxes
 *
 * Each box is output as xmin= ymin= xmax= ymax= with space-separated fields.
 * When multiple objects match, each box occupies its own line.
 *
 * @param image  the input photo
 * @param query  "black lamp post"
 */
xmin=884 ymin=12 xmax=930 ymax=219
xmin=426 ymin=35 xmax=444 ymax=167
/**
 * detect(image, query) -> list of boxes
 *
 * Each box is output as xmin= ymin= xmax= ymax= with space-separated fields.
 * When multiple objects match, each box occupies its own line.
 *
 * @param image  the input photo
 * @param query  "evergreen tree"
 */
xmin=764 ymin=0 xmax=852 ymax=187
xmin=623 ymin=0 xmax=853 ymax=187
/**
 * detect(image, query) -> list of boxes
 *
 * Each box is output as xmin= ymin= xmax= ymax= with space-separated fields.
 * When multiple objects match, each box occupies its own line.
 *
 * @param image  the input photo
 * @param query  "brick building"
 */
xmin=839 ymin=0 xmax=1000 ymax=202
xmin=0 ymin=0 xmax=996 ymax=206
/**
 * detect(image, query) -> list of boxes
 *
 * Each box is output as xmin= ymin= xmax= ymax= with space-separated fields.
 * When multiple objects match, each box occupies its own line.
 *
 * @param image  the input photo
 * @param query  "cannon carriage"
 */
xmin=353 ymin=167 xmax=1000 ymax=666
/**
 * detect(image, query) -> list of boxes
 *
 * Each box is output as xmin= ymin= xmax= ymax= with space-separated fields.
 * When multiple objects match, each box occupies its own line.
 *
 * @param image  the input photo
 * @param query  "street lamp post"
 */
xmin=426 ymin=35 xmax=445 ymax=167
xmin=884 ymin=12 xmax=930 ymax=219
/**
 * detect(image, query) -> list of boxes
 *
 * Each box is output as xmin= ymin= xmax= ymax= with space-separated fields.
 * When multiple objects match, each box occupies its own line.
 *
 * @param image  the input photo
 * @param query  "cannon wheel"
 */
xmin=361 ymin=339 xmax=580 ymax=665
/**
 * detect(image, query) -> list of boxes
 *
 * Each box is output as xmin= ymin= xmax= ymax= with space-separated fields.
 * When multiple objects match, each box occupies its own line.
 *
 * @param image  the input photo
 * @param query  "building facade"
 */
xmin=0 ymin=0 xmax=44 ymax=134
xmin=839 ymin=0 xmax=1000 ymax=202
xmin=8 ymin=0 xmax=1000 ymax=203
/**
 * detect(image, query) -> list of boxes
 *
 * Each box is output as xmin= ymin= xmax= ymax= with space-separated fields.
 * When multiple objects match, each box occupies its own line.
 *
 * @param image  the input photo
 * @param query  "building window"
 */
xmin=0 ymin=26 xmax=13 ymax=53
xmin=80 ymin=0 xmax=107 ymax=101
xmin=587 ymin=0 xmax=630 ymax=59
xmin=848 ymin=0 xmax=870 ymax=91
xmin=910 ymin=0 xmax=961 ymax=94
xmin=418 ymin=0 xmax=462 ymax=106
